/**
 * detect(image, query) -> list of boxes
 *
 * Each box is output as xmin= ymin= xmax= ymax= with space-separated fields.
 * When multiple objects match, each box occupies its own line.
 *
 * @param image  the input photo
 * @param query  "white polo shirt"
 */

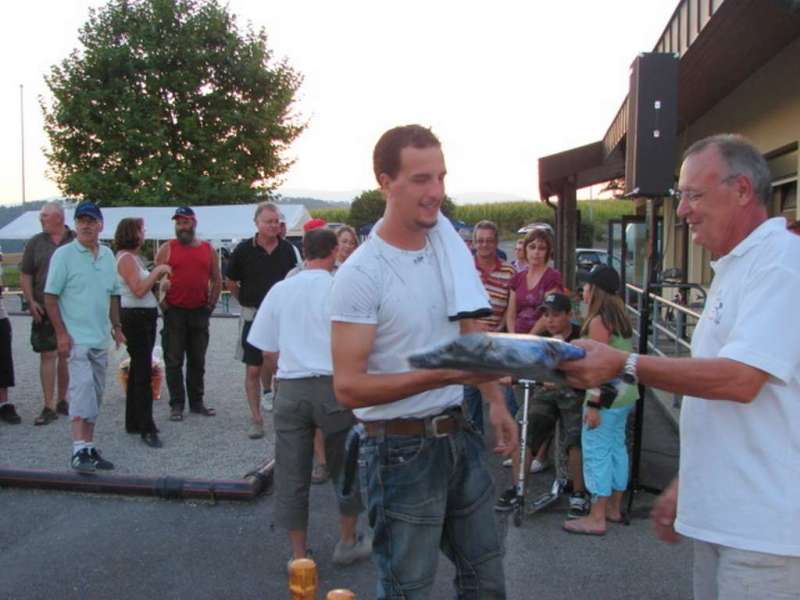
xmin=246 ymin=269 xmax=333 ymax=379
xmin=675 ymin=218 xmax=800 ymax=556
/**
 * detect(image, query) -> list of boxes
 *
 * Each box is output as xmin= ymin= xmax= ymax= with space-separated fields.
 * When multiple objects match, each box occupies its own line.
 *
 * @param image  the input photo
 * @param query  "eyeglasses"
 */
xmin=673 ymin=174 xmax=739 ymax=205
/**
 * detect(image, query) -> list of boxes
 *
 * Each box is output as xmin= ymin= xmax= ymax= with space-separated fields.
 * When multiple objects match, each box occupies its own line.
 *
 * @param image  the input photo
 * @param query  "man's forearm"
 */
xmin=334 ymin=369 xmax=459 ymax=409
xmin=638 ymin=355 xmax=767 ymax=403
xmin=109 ymin=296 xmax=122 ymax=328
xmin=20 ymin=274 xmax=35 ymax=304
xmin=44 ymin=294 xmax=68 ymax=337
xmin=208 ymin=277 xmax=222 ymax=307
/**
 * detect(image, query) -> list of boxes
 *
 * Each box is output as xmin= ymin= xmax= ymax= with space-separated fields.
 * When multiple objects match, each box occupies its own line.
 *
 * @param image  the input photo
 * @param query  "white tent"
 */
xmin=0 ymin=203 xmax=312 ymax=241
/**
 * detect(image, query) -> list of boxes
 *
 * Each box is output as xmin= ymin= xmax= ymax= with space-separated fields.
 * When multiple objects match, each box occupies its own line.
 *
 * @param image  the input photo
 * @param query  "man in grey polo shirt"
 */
xmin=44 ymin=202 xmax=124 ymax=473
xmin=20 ymin=201 xmax=75 ymax=425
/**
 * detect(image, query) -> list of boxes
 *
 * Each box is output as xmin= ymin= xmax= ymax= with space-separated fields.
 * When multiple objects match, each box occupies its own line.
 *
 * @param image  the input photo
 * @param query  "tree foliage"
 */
xmin=348 ymin=189 xmax=457 ymax=230
xmin=42 ymin=0 xmax=304 ymax=206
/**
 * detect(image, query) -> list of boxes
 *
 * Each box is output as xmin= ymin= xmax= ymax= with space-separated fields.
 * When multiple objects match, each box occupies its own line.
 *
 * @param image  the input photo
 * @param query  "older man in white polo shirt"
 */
xmin=247 ymin=227 xmax=370 ymax=566
xmin=562 ymin=134 xmax=800 ymax=599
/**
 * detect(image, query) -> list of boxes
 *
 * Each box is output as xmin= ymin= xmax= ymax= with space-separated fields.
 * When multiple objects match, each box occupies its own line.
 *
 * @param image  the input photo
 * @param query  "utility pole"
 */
xmin=20 ymin=84 xmax=26 ymax=204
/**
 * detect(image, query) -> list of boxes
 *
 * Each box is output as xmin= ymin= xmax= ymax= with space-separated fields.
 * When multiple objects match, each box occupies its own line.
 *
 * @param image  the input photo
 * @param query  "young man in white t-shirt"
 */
xmin=247 ymin=228 xmax=370 ymax=567
xmin=331 ymin=125 xmax=517 ymax=599
xmin=561 ymin=134 xmax=800 ymax=599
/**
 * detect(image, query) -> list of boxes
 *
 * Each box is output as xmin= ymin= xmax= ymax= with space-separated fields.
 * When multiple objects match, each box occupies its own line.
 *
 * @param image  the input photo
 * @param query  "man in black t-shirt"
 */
xmin=226 ymin=202 xmax=298 ymax=439
xmin=495 ymin=292 xmax=591 ymax=517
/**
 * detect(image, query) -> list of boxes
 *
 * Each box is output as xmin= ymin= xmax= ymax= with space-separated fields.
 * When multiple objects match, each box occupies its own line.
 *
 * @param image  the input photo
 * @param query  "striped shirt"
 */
xmin=474 ymin=257 xmax=516 ymax=330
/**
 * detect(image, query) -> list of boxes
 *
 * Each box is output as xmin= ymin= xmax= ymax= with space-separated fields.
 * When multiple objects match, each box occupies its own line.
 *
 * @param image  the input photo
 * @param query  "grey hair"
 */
xmin=473 ymin=219 xmax=499 ymax=242
xmin=41 ymin=201 xmax=65 ymax=217
xmin=683 ymin=134 xmax=771 ymax=205
xmin=254 ymin=201 xmax=281 ymax=220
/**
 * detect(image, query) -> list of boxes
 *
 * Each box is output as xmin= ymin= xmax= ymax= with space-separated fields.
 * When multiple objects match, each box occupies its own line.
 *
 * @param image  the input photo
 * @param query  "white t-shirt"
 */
xmin=330 ymin=233 xmax=462 ymax=421
xmin=246 ymin=269 xmax=334 ymax=379
xmin=675 ymin=218 xmax=800 ymax=556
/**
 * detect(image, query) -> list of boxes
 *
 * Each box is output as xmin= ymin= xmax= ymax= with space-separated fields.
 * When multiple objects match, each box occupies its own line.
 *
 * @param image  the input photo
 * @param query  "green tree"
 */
xmin=42 ymin=0 xmax=304 ymax=206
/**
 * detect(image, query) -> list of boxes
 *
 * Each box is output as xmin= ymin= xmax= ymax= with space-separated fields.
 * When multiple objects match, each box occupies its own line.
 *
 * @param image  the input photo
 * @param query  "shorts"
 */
xmin=525 ymin=386 xmax=582 ymax=451
xmin=31 ymin=316 xmax=57 ymax=353
xmin=67 ymin=346 xmax=108 ymax=422
xmin=240 ymin=320 xmax=263 ymax=367
xmin=0 ymin=318 xmax=14 ymax=388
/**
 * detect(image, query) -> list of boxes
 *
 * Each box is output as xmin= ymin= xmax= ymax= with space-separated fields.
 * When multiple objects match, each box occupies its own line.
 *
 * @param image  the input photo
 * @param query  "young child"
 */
xmin=563 ymin=264 xmax=637 ymax=536
xmin=495 ymin=292 xmax=590 ymax=517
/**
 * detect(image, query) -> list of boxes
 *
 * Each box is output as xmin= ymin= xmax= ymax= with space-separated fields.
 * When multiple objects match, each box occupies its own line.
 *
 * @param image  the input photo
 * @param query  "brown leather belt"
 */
xmin=360 ymin=410 xmax=463 ymax=438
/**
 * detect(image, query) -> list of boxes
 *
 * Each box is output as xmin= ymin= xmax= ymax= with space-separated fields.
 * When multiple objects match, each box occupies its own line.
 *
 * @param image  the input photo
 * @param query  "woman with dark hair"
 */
xmin=115 ymin=218 xmax=171 ymax=447
xmin=505 ymin=229 xmax=563 ymax=334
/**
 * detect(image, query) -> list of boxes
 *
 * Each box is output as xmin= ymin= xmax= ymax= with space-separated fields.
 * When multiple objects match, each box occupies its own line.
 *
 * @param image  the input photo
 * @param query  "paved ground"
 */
xmin=0 ymin=314 xmax=692 ymax=599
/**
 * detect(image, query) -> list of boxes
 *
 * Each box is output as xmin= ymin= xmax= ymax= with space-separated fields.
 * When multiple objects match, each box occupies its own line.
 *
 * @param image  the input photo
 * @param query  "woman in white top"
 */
xmin=115 ymin=218 xmax=171 ymax=448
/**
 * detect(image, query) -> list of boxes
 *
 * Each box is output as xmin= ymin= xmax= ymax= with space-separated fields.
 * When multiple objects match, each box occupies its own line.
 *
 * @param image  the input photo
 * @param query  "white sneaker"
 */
xmin=263 ymin=391 xmax=274 ymax=412
xmin=529 ymin=458 xmax=552 ymax=474
xmin=332 ymin=533 xmax=372 ymax=566
xmin=502 ymin=458 xmax=512 ymax=468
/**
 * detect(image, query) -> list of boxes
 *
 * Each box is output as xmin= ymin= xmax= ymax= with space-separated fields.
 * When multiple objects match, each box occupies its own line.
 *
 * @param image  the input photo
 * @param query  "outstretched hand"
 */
xmin=559 ymin=339 xmax=628 ymax=389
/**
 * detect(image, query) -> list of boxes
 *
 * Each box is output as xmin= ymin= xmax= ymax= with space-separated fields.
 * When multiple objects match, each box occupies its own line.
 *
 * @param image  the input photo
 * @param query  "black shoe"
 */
xmin=71 ymin=448 xmax=95 ymax=473
xmin=0 ymin=403 xmax=21 ymax=424
xmin=189 ymin=405 xmax=216 ymax=417
xmin=55 ymin=400 xmax=70 ymax=416
xmin=142 ymin=432 xmax=163 ymax=448
xmin=34 ymin=407 xmax=58 ymax=426
xmin=494 ymin=487 xmax=520 ymax=512
xmin=568 ymin=491 xmax=591 ymax=519
xmin=89 ymin=448 xmax=114 ymax=470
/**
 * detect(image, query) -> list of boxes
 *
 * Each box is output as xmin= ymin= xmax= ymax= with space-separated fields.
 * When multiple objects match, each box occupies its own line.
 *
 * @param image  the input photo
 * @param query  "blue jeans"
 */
xmin=463 ymin=385 xmax=518 ymax=435
xmin=359 ymin=424 xmax=506 ymax=599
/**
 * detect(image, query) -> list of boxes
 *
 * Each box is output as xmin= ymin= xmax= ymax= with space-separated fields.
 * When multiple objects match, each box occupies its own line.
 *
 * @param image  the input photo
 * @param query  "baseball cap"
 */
xmin=74 ymin=202 xmax=103 ymax=221
xmin=542 ymin=292 xmax=572 ymax=313
xmin=303 ymin=218 xmax=328 ymax=233
xmin=171 ymin=206 xmax=196 ymax=220
xmin=587 ymin=264 xmax=620 ymax=294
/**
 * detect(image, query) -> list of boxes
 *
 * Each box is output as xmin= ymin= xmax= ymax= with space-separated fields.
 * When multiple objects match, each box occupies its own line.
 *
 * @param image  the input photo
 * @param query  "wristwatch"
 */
xmin=621 ymin=353 xmax=639 ymax=385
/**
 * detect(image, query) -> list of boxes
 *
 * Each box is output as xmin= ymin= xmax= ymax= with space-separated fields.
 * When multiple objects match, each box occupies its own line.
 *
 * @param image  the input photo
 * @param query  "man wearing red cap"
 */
xmin=155 ymin=206 xmax=222 ymax=421
xmin=225 ymin=202 xmax=298 ymax=438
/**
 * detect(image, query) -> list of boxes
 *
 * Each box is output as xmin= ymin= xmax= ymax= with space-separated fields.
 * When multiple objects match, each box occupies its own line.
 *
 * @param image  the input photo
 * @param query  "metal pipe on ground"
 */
xmin=0 ymin=458 xmax=274 ymax=501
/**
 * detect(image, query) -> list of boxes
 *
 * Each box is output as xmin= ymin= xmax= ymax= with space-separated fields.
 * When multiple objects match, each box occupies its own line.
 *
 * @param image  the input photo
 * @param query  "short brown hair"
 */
xmin=473 ymin=220 xmax=498 ymax=243
xmin=303 ymin=228 xmax=338 ymax=260
xmin=114 ymin=218 xmax=143 ymax=251
xmin=373 ymin=125 xmax=441 ymax=182
xmin=523 ymin=229 xmax=553 ymax=261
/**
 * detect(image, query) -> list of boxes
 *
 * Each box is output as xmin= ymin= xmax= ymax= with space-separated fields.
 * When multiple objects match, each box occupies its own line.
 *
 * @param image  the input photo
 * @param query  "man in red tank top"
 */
xmin=155 ymin=207 xmax=222 ymax=421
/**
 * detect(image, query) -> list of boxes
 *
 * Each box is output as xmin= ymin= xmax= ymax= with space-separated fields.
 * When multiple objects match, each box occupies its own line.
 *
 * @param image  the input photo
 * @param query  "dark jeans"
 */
xmin=161 ymin=306 xmax=210 ymax=410
xmin=121 ymin=308 xmax=158 ymax=434
xmin=359 ymin=421 xmax=506 ymax=599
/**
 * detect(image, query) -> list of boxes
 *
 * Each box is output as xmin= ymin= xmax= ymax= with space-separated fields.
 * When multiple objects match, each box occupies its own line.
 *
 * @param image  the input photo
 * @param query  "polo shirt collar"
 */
xmin=474 ymin=254 xmax=502 ymax=273
xmin=712 ymin=217 xmax=785 ymax=270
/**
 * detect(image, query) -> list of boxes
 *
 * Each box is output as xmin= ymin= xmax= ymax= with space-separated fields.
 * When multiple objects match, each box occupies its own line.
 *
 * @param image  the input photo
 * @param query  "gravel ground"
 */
xmin=0 ymin=314 xmax=274 ymax=479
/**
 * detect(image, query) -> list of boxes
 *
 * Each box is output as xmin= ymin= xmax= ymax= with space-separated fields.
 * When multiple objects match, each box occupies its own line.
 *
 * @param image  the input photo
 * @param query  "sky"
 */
xmin=0 ymin=0 xmax=680 ymax=205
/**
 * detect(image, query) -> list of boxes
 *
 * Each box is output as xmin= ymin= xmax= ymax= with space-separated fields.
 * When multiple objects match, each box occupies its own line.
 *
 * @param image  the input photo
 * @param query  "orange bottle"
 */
xmin=288 ymin=558 xmax=318 ymax=599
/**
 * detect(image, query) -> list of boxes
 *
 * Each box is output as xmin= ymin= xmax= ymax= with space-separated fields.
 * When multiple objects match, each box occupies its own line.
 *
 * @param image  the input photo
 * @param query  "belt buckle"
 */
xmin=429 ymin=414 xmax=450 ymax=438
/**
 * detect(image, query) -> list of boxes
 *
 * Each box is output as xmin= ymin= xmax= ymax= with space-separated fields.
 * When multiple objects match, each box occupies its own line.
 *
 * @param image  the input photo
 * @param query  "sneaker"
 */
xmin=34 ymin=407 xmax=58 ymax=426
xmin=311 ymin=462 xmax=329 ymax=484
xmin=332 ymin=533 xmax=372 ymax=566
xmin=71 ymin=448 xmax=95 ymax=473
xmin=0 ymin=403 xmax=21 ymax=424
xmin=89 ymin=448 xmax=115 ymax=470
xmin=568 ymin=491 xmax=591 ymax=519
xmin=55 ymin=400 xmax=70 ymax=416
xmin=529 ymin=458 xmax=552 ymax=474
xmin=248 ymin=419 xmax=264 ymax=440
xmin=501 ymin=458 xmax=512 ymax=468
xmin=494 ymin=487 xmax=520 ymax=512
xmin=262 ymin=390 xmax=274 ymax=412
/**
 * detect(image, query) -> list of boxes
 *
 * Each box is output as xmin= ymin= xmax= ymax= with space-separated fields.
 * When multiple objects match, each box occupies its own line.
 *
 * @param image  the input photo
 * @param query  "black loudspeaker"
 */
xmin=624 ymin=52 xmax=679 ymax=198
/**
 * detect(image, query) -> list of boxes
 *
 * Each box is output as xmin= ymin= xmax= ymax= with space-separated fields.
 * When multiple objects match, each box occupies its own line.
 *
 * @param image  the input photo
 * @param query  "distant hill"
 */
xmin=274 ymin=196 xmax=350 ymax=209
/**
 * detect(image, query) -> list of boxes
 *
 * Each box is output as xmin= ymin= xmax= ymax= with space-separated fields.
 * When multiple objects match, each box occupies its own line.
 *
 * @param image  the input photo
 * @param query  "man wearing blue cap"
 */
xmin=44 ymin=202 xmax=125 ymax=473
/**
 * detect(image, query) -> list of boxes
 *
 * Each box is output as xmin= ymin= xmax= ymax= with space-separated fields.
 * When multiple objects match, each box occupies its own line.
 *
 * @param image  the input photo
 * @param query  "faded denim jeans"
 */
xmin=359 ymin=423 xmax=506 ymax=599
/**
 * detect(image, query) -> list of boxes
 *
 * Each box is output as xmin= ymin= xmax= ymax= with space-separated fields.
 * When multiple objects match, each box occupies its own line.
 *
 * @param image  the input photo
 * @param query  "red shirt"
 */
xmin=165 ymin=239 xmax=213 ymax=309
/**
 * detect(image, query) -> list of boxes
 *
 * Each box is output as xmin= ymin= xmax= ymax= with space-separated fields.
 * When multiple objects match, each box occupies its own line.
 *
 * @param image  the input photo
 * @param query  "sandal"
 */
xmin=34 ymin=407 xmax=58 ymax=426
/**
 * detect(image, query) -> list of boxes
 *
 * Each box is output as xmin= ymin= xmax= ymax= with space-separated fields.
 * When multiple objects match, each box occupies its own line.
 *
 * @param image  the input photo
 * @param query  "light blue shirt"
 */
xmin=44 ymin=240 xmax=121 ymax=348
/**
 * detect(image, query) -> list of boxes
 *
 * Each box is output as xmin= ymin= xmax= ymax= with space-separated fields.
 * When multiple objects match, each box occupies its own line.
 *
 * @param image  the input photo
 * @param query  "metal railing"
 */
xmin=624 ymin=282 xmax=705 ymax=409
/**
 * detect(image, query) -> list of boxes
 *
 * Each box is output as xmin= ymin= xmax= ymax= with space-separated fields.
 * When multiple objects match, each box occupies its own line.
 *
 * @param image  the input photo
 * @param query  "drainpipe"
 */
xmin=0 ymin=458 xmax=274 ymax=501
